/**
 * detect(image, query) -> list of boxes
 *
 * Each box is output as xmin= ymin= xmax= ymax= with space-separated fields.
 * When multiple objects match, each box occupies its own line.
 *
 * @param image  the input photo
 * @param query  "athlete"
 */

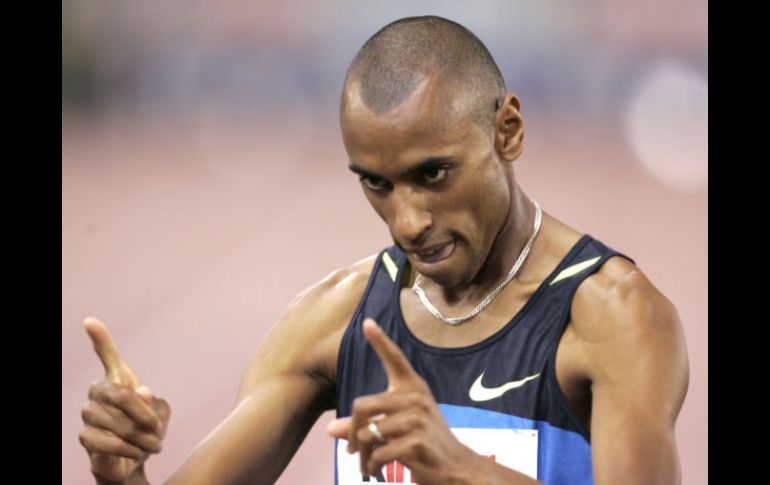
xmin=79 ymin=15 xmax=689 ymax=485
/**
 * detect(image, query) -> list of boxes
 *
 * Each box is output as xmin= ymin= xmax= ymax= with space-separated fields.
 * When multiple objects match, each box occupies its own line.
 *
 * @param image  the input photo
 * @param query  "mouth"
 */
xmin=409 ymin=240 xmax=456 ymax=265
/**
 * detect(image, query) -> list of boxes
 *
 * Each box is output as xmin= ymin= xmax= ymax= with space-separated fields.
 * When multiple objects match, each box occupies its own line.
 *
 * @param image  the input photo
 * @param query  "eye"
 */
xmin=422 ymin=166 xmax=448 ymax=184
xmin=360 ymin=176 xmax=390 ymax=191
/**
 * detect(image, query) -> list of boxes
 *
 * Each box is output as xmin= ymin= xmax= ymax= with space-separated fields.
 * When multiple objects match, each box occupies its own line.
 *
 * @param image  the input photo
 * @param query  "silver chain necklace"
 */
xmin=411 ymin=200 xmax=542 ymax=326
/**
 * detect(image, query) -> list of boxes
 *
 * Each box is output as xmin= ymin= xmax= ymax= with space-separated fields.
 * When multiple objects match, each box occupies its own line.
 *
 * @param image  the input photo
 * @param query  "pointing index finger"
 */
xmin=83 ymin=317 xmax=134 ymax=385
xmin=362 ymin=318 xmax=416 ymax=387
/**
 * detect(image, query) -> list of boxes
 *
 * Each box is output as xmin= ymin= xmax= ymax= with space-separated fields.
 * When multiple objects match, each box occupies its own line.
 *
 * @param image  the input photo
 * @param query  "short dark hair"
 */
xmin=343 ymin=15 xmax=506 ymax=129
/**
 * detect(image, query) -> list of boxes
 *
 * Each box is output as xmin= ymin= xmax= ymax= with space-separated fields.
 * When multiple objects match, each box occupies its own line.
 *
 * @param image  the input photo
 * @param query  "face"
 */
xmin=341 ymin=74 xmax=513 ymax=289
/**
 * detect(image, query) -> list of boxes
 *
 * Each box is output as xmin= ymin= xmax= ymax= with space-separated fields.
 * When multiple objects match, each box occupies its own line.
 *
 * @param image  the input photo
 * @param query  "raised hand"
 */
xmin=327 ymin=318 xmax=482 ymax=485
xmin=79 ymin=317 xmax=171 ymax=483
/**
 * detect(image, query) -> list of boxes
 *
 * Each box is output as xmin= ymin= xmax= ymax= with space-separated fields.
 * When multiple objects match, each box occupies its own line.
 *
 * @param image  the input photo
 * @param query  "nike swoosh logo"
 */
xmin=468 ymin=372 xmax=541 ymax=402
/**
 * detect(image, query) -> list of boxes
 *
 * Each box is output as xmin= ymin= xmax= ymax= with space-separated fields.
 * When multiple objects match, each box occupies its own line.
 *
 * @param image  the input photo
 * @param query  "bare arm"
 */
xmin=162 ymin=264 xmax=371 ymax=485
xmin=81 ymin=256 xmax=376 ymax=485
xmin=572 ymin=259 xmax=690 ymax=485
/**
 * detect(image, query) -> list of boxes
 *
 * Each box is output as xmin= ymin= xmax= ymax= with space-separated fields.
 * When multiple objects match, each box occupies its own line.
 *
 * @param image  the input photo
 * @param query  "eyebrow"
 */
xmin=348 ymin=156 xmax=453 ymax=179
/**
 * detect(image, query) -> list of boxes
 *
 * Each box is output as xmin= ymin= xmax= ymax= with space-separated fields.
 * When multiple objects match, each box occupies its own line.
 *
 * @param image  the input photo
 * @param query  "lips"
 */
xmin=410 ymin=240 xmax=456 ymax=264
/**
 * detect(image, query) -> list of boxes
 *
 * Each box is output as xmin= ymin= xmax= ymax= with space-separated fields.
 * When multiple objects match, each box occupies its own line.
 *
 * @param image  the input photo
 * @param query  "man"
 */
xmin=79 ymin=16 xmax=689 ymax=485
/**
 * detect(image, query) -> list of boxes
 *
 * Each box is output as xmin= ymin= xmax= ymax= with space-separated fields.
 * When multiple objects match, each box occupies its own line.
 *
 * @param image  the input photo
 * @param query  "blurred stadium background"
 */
xmin=62 ymin=1 xmax=707 ymax=484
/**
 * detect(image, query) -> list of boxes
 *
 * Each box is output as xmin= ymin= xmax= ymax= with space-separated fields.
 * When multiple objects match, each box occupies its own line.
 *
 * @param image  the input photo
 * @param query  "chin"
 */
xmin=410 ymin=246 xmax=479 ymax=289
xmin=421 ymin=264 xmax=473 ymax=289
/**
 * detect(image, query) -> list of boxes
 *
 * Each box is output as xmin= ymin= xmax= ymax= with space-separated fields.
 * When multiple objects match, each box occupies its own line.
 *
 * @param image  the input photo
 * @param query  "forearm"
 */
xmin=161 ymin=386 xmax=327 ymax=485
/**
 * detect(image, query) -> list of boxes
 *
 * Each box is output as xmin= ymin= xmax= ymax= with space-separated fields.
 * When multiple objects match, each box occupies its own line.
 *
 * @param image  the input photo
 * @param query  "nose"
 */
xmin=392 ymin=187 xmax=432 ymax=245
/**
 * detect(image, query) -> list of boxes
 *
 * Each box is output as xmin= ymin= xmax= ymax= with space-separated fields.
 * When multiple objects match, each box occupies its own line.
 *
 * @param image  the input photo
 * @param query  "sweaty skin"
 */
xmin=80 ymin=72 xmax=689 ymax=485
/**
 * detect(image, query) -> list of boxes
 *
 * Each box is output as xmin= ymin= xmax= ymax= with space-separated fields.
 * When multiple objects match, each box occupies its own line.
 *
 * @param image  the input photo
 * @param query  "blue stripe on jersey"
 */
xmin=439 ymin=403 xmax=594 ymax=485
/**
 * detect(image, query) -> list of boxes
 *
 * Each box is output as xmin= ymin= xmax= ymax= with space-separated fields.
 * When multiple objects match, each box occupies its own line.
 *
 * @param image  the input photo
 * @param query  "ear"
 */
xmin=494 ymin=94 xmax=525 ymax=162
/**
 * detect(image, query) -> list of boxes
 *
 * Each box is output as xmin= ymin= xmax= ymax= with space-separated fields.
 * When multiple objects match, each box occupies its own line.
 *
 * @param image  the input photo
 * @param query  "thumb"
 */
xmin=326 ymin=417 xmax=351 ymax=439
xmin=118 ymin=361 xmax=141 ymax=389
xmin=135 ymin=385 xmax=154 ymax=404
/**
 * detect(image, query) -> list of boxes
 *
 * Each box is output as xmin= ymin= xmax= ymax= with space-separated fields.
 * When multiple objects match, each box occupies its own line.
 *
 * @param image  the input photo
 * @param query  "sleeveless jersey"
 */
xmin=334 ymin=234 xmax=634 ymax=485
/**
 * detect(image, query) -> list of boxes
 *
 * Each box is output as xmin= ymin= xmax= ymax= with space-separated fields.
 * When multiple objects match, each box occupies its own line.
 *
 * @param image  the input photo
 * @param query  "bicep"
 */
xmin=591 ymin=381 xmax=682 ymax=485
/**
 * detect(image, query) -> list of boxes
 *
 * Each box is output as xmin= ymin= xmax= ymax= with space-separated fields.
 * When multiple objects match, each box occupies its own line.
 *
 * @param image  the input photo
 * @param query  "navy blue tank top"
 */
xmin=335 ymin=235 xmax=634 ymax=485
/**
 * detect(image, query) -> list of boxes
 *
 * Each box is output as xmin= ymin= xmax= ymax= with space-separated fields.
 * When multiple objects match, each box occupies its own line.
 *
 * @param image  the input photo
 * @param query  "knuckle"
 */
xmin=406 ymin=437 xmax=425 ymax=459
xmin=136 ymin=430 xmax=156 ymax=445
xmin=123 ymin=425 xmax=141 ymax=442
xmin=405 ymin=392 xmax=425 ymax=410
xmin=104 ymin=435 xmax=140 ymax=458
xmin=135 ymin=415 xmax=156 ymax=432
xmin=102 ymin=434 xmax=121 ymax=452
xmin=407 ymin=412 xmax=423 ymax=430
xmin=134 ymin=431 xmax=161 ymax=452
xmin=410 ymin=392 xmax=431 ymax=412
xmin=416 ymin=378 xmax=431 ymax=393
xmin=78 ymin=429 xmax=91 ymax=449
xmin=80 ymin=403 xmax=93 ymax=422
xmin=88 ymin=381 xmax=104 ymax=400
xmin=112 ymin=387 xmax=133 ymax=406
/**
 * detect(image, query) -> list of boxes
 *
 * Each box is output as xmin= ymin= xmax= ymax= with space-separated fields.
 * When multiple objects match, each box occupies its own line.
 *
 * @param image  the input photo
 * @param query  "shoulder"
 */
xmin=571 ymin=256 xmax=680 ymax=343
xmin=282 ymin=253 xmax=379 ymax=328
xmin=238 ymin=253 xmax=380 ymax=399
xmin=569 ymin=256 xmax=688 ymax=396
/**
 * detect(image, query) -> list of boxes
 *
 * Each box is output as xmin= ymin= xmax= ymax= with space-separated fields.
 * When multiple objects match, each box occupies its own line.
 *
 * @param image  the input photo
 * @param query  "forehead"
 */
xmin=341 ymin=74 xmax=483 ymax=168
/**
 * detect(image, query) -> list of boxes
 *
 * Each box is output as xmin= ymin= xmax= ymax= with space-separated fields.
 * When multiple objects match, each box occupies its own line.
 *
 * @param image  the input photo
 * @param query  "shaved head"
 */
xmin=342 ymin=15 xmax=506 ymax=130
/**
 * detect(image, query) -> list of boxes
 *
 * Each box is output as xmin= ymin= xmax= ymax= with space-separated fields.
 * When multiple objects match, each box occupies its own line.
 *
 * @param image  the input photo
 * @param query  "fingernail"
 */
xmin=135 ymin=386 xmax=155 ymax=404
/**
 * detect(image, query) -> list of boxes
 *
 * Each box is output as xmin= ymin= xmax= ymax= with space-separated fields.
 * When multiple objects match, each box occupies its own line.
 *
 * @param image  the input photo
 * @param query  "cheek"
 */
xmin=462 ymin=172 xmax=508 ymax=221
xmin=477 ymin=163 xmax=509 ymax=207
xmin=453 ymin=175 xmax=510 ymax=250
xmin=364 ymin=191 xmax=389 ymax=224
